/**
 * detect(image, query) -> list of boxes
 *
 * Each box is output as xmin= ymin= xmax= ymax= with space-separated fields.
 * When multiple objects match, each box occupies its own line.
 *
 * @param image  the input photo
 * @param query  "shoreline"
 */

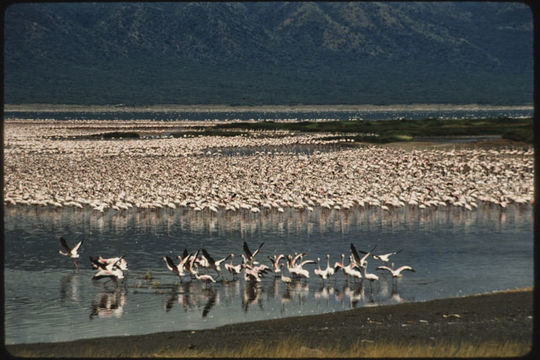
xmin=3 ymin=103 xmax=534 ymax=113
xmin=5 ymin=287 xmax=534 ymax=357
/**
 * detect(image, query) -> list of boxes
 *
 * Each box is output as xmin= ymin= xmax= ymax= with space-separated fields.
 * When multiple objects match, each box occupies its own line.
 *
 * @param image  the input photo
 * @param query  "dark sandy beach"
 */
xmin=5 ymin=287 xmax=534 ymax=358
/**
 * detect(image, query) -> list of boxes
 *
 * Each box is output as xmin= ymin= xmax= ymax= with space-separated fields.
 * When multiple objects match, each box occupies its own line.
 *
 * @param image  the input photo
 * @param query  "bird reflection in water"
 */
xmin=165 ymin=282 xmax=194 ymax=312
xmin=165 ymin=281 xmax=219 ymax=318
xmin=285 ymin=279 xmax=309 ymax=307
xmin=59 ymin=273 xmax=80 ymax=303
xmin=280 ymin=287 xmax=292 ymax=314
xmin=342 ymin=282 xmax=364 ymax=308
xmin=90 ymin=286 xmax=126 ymax=319
xmin=222 ymin=278 xmax=242 ymax=305
xmin=201 ymin=288 xmax=217 ymax=318
xmin=242 ymin=281 xmax=264 ymax=312
xmin=314 ymin=284 xmax=334 ymax=308
xmin=387 ymin=278 xmax=411 ymax=304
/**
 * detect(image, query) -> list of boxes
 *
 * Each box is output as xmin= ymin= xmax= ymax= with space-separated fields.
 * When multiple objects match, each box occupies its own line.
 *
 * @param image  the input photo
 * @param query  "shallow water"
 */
xmin=3 ymin=204 xmax=533 ymax=345
xmin=4 ymin=108 xmax=532 ymax=122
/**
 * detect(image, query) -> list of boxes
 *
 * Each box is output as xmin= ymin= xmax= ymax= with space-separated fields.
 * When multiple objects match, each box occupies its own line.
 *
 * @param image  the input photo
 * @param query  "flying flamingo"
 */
xmin=373 ymin=249 xmax=402 ymax=263
xmin=376 ymin=264 xmax=415 ymax=278
xmin=58 ymin=237 xmax=83 ymax=270
xmin=242 ymin=241 xmax=264 ymax=265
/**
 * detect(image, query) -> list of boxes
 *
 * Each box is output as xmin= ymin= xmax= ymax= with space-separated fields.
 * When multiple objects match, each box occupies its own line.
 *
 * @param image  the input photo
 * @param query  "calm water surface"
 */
xmin=4 ymin=108 xmax=532 ymax=122
xmin=3 ymin=204 xmax=533 ymax=345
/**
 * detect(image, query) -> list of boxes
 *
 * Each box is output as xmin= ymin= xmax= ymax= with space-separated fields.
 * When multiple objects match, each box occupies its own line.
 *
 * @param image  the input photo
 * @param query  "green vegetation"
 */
xmin=211 ymin=117 xmax=533 ymax=143
xmin=89 ymin=131 xmax=140 ymax=139
xmin=58 ymin=117 xmax=532 ymax=144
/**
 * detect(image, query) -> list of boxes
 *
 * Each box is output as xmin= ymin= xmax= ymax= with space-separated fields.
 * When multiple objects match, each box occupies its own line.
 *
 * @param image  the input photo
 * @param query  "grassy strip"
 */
xmin=152 ymin=338 xmax=531 ymax=358
xmin=212 ymin=117 xmax=533 ymax=143
xmin=61 ymin=131 xmax=141 ymax=140
xmin=9 ymin=339 xmax=530 ymax=358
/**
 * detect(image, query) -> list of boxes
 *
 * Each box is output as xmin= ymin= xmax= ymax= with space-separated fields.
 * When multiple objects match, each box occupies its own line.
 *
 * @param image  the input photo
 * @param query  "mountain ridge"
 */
xmin=3 ymin=2 xmax=533 ymax=105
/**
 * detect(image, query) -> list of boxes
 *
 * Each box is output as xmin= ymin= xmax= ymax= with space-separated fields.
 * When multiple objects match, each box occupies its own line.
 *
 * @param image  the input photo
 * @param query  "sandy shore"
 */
xmin=6 ymin=287 xmax=533 ymax=357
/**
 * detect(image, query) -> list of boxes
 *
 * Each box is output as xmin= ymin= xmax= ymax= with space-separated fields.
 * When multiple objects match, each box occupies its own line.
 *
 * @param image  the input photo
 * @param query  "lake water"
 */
xmin=3 ymin=107 xmax=532 ymax=122
xmin=3 ymin=204 xmax=533 ymax=345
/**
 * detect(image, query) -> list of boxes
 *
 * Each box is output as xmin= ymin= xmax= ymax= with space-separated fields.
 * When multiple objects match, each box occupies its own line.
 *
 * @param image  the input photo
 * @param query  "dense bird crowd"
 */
xmin=4 ymin=121 xmax=534 ymax=215
xmin=58 ymin=238 xmax=414 ymax=288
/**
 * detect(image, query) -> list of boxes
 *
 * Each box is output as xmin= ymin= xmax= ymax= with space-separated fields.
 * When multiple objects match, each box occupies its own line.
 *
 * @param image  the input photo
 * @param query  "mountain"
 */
xmin=3 ymin=2 xmax=533 ymax=105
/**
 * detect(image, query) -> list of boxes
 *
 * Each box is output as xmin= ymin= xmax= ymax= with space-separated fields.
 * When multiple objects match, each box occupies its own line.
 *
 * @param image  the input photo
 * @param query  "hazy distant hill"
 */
xmin=3 ymin=2 xmax=533 ymax=105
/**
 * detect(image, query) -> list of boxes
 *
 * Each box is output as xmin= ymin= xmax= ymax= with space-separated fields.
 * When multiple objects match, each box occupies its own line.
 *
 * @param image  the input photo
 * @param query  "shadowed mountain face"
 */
xmin=4 ymin=2 xmax=533 ymax=105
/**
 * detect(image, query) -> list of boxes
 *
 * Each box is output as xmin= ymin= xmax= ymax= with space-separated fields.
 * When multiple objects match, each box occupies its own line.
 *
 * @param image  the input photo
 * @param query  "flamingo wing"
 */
xmin=350 ymin=243 xmax=361 ymax=262
xmin=59 ymin=237 xmax=71 ymax=252
xmin=243 ymin=241 xmax=253 ymax=259
xmin=89 ymin=256 xmax=101 ymax=269
xmin=164 ymin=256 xmax=178 ymax=273
xmin=201 ymin=248 xmax=215 ymax=266
xmin=216 ymin=253 xmax=231 ymax=265
xmin=376 ymin=265 xmax=393 ymax=273
xmin=299 ymin=259 xmax=316 ymax=267
xmin=72 ymin=240 xmax=83 ymax=253
xmin=397 ymin=265 xmax=415 ymax=273
xmin=252 ymin=242 xmax=264 ymax=258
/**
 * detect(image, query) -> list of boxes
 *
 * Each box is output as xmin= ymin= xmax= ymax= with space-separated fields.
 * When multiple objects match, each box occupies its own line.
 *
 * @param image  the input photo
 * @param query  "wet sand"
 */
xmin=5 ymin=288 xmax=533 ymax=357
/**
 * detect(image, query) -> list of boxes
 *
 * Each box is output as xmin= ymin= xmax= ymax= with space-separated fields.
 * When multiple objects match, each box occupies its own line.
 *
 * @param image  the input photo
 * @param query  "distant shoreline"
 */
xmin=3 ymin=103 xmax=534 ymax=113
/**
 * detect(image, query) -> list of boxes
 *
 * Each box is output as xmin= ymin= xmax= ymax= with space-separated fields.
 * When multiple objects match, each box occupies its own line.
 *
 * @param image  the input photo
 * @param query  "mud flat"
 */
xmin=6 ymin=287 xmax=533 ymax=358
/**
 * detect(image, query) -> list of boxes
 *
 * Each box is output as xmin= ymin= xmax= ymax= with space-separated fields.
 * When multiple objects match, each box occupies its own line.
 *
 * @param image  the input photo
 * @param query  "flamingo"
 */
xmin=373 ymin=249 xmax=402 ymax=263
xmin=93 ymin=266 xmax=125 ymax=280
xmin=242 ymin=241 xmax=264 ymax=265
xmin=58 ymin=237 xmax=83 ymax=269
xmin=322 ymin=254 xmax=335 ymax=278
xmin=192 ymin=265 xmax=217 ymax=285
xmin=243 ymin=264 xmax=263 ymax=282
xmin=350 ymin=243 xmax=377 ymax=269
xmin=314 ymin=257 xmax=326 ymax=280
xmin=268 ymin=254 xmax=285 ymax=275
xmin=334 ymin=253 xmax=347 ymax=277
xmin=363 ymin=263 xmax=379 ymax=283
xmin=92 ymin=260 xmax=125 ymax=281
xmin=90 ymin=256 xmax=127 ymax=271
xmin=288 ymin=257 xmax=315 ymax=279
xmin=98 ymin=256 xmax=127 ymax=270
xmin=376 ymin=264 xmax=415 ymax=278
xmin=224 ymin=254 xmax=242 ymax=279
xmin=201 ymin=248 xmax=231 ymax=276
xmin=343 ymin=255 xmax=362 ymax=282
xmin=163 ymin=256 xmax=186 ymax=279
xmin=185 ymin=250 xmax=200 ymax=278
xmin=279 ymin=263 xmax=293 ymax=284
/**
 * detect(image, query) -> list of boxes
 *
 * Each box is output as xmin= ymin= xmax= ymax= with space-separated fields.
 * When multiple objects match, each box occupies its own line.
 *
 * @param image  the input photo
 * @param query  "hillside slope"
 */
xmin=3 ymin=2 xmax=533 ymax=105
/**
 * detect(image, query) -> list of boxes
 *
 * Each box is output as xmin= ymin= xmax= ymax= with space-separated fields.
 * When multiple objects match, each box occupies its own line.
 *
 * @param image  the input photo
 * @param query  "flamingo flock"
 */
xmin=59 ymin=238 xmax=414 ymax=290
xmin=4 ymin=120 xmax=534 ymax=215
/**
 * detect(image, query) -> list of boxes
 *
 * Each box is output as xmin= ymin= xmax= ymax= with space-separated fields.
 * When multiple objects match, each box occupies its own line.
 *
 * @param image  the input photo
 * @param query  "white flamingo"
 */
xmin=224 ymin=254 xmax=242 ymax=279
xmin=58 ymin=237 xmax=83 ymax=270
xmin=373 ymin=249 xmax=402 ymax=263
xmin=268 ymin=254 xmax=285 ymax=275
xmin=376 ymin=264 xmax=415 ymax=278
